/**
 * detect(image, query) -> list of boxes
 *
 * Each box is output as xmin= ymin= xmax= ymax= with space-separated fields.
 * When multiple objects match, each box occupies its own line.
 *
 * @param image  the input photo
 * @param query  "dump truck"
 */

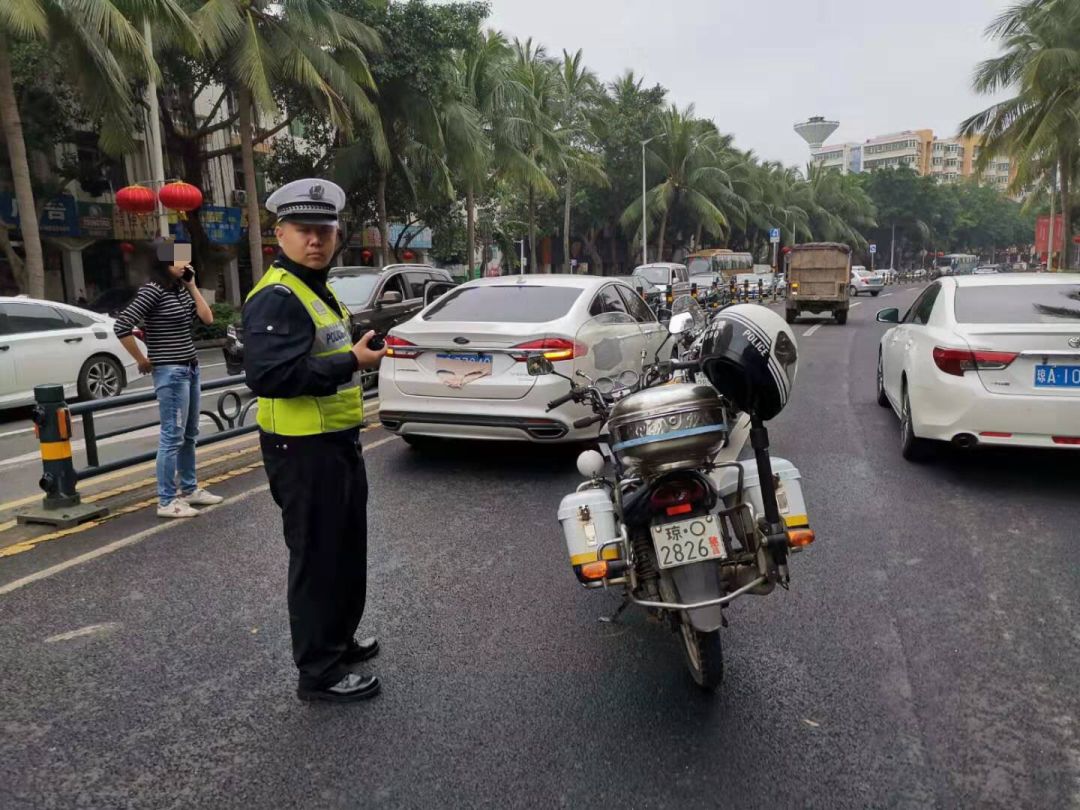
xmin=785 ymin=243 xmax=852 ymax=325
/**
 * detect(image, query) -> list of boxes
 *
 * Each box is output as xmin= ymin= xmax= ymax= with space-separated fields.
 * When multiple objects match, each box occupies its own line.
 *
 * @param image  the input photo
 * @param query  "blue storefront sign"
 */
xmin=0 ymin=192 xmax=79 ymax=238
xmin=171 ymin=205 xmax=242 ymax=245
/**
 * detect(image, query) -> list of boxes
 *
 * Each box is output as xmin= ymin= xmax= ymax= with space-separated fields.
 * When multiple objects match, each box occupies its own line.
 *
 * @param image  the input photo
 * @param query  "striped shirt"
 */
xmin=113 ymin=282 xmax=197 ymax=365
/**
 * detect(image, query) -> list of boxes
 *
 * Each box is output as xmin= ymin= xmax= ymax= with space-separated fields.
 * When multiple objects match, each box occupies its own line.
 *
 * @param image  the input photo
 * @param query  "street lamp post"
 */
xmin=515 ymin=238 xmax=526 ymax=275
xmin=641 ymin=137 xmax=656 ymax=264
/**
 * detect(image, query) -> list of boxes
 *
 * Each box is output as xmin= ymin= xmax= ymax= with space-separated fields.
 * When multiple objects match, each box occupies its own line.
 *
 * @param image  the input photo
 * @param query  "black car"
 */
xmin=224 ymin=264 xmax=456 ymax=383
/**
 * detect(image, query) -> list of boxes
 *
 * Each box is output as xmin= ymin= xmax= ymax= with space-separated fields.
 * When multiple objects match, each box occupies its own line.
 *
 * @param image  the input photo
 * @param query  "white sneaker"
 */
xmin=157 ymin=499 xmax=200 ymax=519
xmin=182 ymin=488 xmax=224 ymax=506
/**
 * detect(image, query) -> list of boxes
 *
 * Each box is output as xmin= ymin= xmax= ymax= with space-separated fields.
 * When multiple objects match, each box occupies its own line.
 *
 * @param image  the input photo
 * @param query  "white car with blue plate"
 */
xmin=875 ymin=274 xmax=1080 ymax=459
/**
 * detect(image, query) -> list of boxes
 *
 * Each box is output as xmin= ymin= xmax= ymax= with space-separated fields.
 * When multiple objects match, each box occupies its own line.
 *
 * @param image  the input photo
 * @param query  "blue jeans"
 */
xmin=152 ymin=364 xmax=201 ymax=506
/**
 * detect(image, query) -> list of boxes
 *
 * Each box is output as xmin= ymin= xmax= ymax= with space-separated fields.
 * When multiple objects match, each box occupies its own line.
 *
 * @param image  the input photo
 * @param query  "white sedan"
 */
xmin=377 ymin=275 xmax=668 ymax=444
xmin=875 ymin=274 xmax=1080 ymax=460
xmin=850 ymin=266 xmax=884 ymax=296
xmin=0 ymin=296 xmax=143 ymax=410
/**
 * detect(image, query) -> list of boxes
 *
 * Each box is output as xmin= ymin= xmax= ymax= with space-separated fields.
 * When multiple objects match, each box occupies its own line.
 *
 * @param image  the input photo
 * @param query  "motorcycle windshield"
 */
xmin=573 ymin=312 xmax=648 ymax=390
xmin=671 ymin=294 xmax=707 ymax=331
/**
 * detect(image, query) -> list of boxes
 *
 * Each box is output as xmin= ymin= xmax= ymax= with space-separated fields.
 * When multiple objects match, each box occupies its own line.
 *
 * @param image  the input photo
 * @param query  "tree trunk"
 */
xmin=1060 ymin=152 xmax=1072 ymax=270
xmin=238 ymin=87 xmax=264 ymax=281
xmin=609 ymin=221 xmax=618 ymax=272
xmin=694 ymin=223 xmax=703 ymax=252
xmin=0 ymin=225 xmax=27 ymax=291
xmin=528 ymin=185 xmax=537 ymax=274
xmin=466 ymin=183 xmax=476 ymax=279
xmin=657 ymin=210 xmax=669 ymax=262
xmin=0 ymin=37 xmax=44 ymax=297
xmin=376 ymin=168 xmax=389 ymax=267
xmin=584 ymin=226 xmax=603 ymax=275
xmin=563 ymin=176 xmax=572 ymax=272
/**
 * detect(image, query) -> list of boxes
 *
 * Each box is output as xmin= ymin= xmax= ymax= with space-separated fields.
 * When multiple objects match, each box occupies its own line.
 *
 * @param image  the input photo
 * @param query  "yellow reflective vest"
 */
xmin=246 ymin=265 xmax=364 ymax=435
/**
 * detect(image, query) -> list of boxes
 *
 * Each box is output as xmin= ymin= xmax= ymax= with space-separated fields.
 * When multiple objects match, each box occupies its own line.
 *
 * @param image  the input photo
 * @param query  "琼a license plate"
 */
xmin=435 ymin=352 xmax=493 ymax=389
xmin=651 ymin=514 xmax=725 ymax=570
xmin=1034 ymin=364 xmax=1080 ymax=388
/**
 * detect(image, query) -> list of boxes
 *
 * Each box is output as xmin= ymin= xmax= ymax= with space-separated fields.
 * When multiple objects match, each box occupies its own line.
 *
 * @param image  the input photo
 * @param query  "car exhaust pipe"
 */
xmin=952 ymin=433 xmax=978 ymax=449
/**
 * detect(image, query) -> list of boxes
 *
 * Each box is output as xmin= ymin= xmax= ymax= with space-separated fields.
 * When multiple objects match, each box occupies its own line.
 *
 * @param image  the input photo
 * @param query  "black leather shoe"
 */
xmin=344 ymin=637 xmax=380 ymax=665
xmin=297 ymin=673 xmax=381 ymax=703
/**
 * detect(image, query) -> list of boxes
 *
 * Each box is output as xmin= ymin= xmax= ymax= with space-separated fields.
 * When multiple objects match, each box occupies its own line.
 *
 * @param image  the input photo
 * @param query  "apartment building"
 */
xmin=808 ymin=127 xmax=1017 ymax=195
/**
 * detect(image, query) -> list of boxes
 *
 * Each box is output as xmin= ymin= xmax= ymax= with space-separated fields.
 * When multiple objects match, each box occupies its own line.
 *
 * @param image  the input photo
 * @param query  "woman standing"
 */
xmin=114 ymin=260 xmax=224 ymax=518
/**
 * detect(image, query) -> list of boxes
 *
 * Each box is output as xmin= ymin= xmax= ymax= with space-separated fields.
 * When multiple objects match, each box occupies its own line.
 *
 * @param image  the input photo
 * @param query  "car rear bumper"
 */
xmin=378 ymin=375 xmax=597 ymax=443
xmin=912 ymin=375 xmax=1080 ymax=448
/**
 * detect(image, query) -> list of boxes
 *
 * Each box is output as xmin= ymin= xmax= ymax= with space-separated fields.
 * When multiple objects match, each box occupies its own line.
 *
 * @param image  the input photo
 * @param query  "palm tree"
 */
xmin=621 ymin=106 xmax=740 ymax=260
xmin=0 ymin=0 xmax=191 ymax=297
xmin=960 ymin=0 xmax=1080 ymax=263
xmin=512 ymin=38 xmax=560 ymax=271
xmin=803 ymin=163 xmax=877 ymax=246
xmin=553 ymin=48 xmax=606 ymax=272
xmin=194 ymin=0 xmax=386 ymax=278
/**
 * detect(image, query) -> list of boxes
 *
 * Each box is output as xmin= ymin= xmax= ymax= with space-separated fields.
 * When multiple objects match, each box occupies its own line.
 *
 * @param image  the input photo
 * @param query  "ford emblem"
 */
xmin=453 ymin=336 xmax=470 ymax=345
xmin=1069 ymin=336 xmax=1080 ymax=349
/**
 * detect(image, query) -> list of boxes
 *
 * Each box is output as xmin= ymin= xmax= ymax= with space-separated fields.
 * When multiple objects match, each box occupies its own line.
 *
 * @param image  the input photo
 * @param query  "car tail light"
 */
xmin=510 ymin=338 xmax=586 ymax=362
xmin=385 ymin=335 xmax=420 ymax=359
xmin=932 ymin=347 xmax=1018 ymax=377
xmin=1052 ymin=436 xmax=1080 ymax=445
xmin=650 ymin=478 xmax=708 ymax=516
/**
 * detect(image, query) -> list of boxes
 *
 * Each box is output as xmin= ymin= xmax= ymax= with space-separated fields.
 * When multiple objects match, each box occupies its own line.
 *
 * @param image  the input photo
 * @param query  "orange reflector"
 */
xmin=665 ymin=503 xmax=693 ymax=517
xmin=580 ymin=561 xmax=609 ymax=580
xmin=787 ymin=528 xmax=815 ymax=548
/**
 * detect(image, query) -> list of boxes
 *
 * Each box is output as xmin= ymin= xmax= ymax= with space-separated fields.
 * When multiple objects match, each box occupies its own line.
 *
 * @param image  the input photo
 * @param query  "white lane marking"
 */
xmin=850 ymin=301 xmax=862 ymax=308
xmin=882 ymin=293 xmax=893 ymax=297
xmin=0 ymin=435 xmax=400 ymax=596
xmin=803 ymin=324 xmax=823 ymax=337
xmin=0 ymin=384 xmax=249 ymax=440
xmin=45 ymin=622 xmax=122 ymax=643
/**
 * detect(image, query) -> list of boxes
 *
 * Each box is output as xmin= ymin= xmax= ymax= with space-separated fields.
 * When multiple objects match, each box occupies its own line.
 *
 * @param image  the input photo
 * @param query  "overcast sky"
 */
xmin=479 ymin=0 xmax=1013 ymax=167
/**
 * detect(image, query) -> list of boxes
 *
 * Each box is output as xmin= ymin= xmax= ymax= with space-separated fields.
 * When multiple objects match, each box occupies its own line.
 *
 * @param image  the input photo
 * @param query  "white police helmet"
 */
xmin=698 ymin=304 xmax=798 ymax=421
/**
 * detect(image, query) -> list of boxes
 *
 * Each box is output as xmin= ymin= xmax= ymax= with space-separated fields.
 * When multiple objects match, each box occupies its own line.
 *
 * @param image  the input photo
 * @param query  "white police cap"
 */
xmin=266 ymin=179 xmax=346 ymax=225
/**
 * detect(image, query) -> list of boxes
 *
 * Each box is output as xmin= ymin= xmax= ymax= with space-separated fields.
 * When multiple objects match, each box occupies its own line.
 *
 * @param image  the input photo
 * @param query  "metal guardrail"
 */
xmin=16 ymin=369 xmax=379 ymax=527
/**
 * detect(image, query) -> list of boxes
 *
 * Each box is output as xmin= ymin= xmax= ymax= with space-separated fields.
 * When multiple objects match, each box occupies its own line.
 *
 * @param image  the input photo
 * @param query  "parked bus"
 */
xmin=938 ymin=253 xmax=979 ymax=277
xmin=686 ymin=249 xmax=753 ymax=282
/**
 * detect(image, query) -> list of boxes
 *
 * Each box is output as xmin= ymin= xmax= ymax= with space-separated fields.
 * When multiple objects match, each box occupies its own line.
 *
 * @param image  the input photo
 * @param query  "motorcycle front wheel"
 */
xmin=679 ymin=617 xmax=724 ymax=691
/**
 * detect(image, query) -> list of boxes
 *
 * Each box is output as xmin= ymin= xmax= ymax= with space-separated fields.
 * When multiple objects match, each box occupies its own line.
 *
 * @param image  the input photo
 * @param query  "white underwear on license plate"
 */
xmin=651 ymin=514 xmax=725 ymax=570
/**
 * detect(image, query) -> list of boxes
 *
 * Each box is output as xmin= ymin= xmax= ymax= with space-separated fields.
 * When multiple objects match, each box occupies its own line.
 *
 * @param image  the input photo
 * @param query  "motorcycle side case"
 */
xmin=557 ymin=488 xmax=621 ymax=586
xmin=711 ymin=457 xmax=809 ymax=529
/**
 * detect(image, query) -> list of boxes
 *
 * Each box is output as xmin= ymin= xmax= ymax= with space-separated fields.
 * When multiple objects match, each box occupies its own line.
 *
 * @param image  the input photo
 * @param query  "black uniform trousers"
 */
xmin=260 ymin=428 xmax=368 ymax=690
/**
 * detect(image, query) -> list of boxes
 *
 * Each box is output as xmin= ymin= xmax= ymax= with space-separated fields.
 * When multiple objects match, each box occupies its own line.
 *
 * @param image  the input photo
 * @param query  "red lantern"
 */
xmin=262 ymin=245 xmax=276 ymax=257
xmin=936 ymin=251 xmax=945 ymax=258
xmin=360 ymin=249 xmax=373 ymax=262
xmin=119 ymin=242 xmax=136 ymax=255
xmin=402 ymin=249 xmax=415 ymax=261
xmin=115 ymin=185 xmax=157 ymax=214
xmin=780 ymin=245 xmax=792 ymax=255
xmin=158 ymin=181 xmax=203 ymax=212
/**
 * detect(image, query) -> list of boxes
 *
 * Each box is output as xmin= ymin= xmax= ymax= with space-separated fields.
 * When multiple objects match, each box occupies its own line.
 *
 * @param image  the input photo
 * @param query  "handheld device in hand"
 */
xmin=181 ymin=266 xmax=195 ymax=283
xmin=367 ymin=332 xmax=386 ymax=351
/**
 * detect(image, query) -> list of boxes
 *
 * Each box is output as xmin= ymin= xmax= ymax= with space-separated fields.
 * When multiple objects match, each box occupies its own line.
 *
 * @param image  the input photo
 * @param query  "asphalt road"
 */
xmin=1 ymin=286 xmax=1078 ymax=808
xmin=0 ymin=348 xmax=246 ymax=509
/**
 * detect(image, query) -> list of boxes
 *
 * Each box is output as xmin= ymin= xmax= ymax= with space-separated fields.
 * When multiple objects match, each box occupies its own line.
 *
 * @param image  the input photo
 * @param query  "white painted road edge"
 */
xmin=803 ymin=324 xmax=823 ymax=337
xmin=0 ymin=434 xmax=402 ymax=597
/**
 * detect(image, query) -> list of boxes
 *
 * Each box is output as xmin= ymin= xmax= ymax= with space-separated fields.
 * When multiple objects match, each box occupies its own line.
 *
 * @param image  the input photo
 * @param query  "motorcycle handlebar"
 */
xmin=573 ymin=414 xmax=605 ymax=429
xmin=546 ymin=390 xmax=577 ymax=411
xmin=670 ymin=360 xmax=701 ymax=372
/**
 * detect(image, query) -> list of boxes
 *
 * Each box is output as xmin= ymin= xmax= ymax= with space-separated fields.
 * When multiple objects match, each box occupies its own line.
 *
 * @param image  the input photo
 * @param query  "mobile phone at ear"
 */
xmin=181 ymin=266 xmax=195 ymax=283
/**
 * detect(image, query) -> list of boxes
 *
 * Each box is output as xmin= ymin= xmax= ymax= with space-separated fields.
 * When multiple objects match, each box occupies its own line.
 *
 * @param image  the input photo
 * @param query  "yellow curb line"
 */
xmin=0 ymin=423 xmax=385 ymax=558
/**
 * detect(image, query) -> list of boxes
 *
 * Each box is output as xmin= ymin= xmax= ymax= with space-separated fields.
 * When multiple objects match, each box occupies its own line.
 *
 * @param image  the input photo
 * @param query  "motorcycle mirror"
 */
xmin=668 ymin=312 xmax=694 ymax=336
xmin=525 ymin=355 xmax=554 ymax=376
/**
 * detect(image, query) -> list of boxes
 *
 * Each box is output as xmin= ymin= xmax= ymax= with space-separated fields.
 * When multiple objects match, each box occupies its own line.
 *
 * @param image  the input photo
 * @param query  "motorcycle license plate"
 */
xmin=651 ymin=515 xmax=725 ymax=570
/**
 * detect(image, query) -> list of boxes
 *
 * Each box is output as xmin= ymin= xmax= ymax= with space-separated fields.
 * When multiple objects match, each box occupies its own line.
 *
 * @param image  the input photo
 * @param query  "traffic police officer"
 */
xmin=243 ymin=179 xmax=386 ymax=703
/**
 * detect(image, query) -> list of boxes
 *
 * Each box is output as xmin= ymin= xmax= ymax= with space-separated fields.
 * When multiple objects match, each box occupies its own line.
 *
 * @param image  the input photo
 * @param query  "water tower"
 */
xmin=794 ymin=116 xmax=840 ymax=150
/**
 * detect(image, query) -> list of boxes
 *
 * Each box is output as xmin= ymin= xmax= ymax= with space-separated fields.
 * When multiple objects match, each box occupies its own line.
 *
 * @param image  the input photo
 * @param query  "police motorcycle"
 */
xmin=531 ymin=304 xmax=813 ymax=691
